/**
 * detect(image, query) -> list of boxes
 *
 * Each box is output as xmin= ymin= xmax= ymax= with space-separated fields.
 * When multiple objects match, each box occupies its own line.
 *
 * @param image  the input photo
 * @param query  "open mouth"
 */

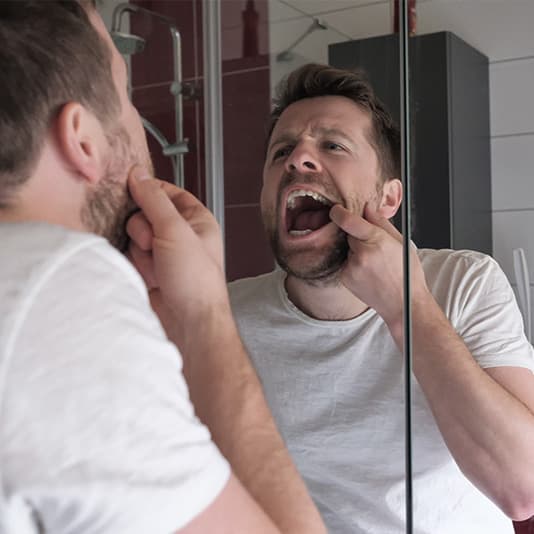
xmin=285 ymin=189 xmax=334 ymax=236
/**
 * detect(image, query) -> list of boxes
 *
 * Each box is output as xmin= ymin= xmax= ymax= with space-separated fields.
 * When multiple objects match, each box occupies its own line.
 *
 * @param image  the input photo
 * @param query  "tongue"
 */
xmin=293 ymin=209 xmax=331 ymax=231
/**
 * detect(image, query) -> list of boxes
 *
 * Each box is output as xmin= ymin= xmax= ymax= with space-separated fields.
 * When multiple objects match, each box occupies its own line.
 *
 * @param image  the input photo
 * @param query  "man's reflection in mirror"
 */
xmin=229 ymin=63 xmax=534 ymax=534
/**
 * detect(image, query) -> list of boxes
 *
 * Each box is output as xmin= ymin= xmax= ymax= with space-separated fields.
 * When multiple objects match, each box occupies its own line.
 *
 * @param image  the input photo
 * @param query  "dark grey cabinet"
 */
xmin=329 ymin=31 xmax=492 ymax=255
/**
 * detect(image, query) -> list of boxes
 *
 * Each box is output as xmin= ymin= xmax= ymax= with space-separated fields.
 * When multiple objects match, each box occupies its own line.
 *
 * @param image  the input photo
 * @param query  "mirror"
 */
xmin=99 ymin=1 xmax=534 ymax=532
xmin=410 ymin=3 xmax=534 ymax=532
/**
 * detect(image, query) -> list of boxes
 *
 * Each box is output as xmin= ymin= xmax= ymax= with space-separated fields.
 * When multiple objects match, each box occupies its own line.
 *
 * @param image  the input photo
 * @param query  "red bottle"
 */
xmin=393 ymin=0 xmax=417 ymax=36
xmin=242 ymin=0 xmax=259 ymax=57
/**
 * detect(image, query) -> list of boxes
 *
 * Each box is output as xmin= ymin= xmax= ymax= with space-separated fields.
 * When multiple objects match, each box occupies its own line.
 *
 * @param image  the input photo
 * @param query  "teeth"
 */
xmin=287 ymin=189 xmax=331 ymax=209
xmin=289 ymin=229 xmax=313 ymax=236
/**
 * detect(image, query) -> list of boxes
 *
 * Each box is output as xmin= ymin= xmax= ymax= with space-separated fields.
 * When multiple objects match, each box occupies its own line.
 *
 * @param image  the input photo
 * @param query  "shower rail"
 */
xmin=110 ymin=3 xmax=188 ymax=188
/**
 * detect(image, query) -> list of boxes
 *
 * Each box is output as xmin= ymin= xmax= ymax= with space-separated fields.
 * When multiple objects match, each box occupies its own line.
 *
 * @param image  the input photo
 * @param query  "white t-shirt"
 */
xmin=0 ymin=222 xmax=230 ymax=534
xmin=229 ymin=248 xmax=534 ymax=534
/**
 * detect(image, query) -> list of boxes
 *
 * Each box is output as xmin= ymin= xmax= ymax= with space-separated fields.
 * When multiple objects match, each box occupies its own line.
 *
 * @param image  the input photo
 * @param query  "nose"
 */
xmin=285 ymin=143 xmax=322 ymax=174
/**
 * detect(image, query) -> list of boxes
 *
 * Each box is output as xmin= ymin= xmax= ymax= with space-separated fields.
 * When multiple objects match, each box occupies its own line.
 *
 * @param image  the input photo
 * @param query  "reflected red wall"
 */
xmin=130 ymin=0 xmax=274 ymax=281
xmin=514 ymin=518 xmax=534 ymax=534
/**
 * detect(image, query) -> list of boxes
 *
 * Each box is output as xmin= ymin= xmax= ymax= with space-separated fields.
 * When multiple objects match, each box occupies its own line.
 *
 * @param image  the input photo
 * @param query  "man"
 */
xmin=229 ymin=63 xmax=534 ymax=533
xmin=0 ymin=2 xmax=326 ymax=533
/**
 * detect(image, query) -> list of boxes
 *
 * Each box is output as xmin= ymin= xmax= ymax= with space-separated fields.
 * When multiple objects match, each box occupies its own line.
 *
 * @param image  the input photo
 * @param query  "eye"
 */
xmin=272 ymin=145 xmax=293 ymax=161
xmin=323 ymin=141 xmax=344 ymax=151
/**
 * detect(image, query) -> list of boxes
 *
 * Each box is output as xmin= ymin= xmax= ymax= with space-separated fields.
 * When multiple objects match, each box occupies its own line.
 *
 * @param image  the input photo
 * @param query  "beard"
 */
xmin=262 ymin=171 xmax=381 ymax=286
xmin=265 ymin=207 xmax=350 ymax=286
xmin=80 ymin=125 xmax=152 ymax=252
xmin=262 ymin=171 xmax=349 ymax=286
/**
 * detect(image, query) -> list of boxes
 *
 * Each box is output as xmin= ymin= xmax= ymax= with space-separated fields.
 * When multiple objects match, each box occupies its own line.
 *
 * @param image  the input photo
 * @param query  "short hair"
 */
xmin=268 ymin=63 xmax=400 ymax=182
xmin=0 ymin=0 xmax=120 ymax=203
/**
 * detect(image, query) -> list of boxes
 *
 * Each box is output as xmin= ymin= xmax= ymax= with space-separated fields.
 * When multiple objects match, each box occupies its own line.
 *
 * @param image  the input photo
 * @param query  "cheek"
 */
xmin=122 ymin=106 xmax=145 ymax=146
xmin=260 ymin=174 xmax=281 ymax=213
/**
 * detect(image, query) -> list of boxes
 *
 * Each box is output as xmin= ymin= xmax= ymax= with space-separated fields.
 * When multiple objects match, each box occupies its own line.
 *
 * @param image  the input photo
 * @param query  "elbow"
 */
xmin=497 ymin=493 xmax=534 ymax=521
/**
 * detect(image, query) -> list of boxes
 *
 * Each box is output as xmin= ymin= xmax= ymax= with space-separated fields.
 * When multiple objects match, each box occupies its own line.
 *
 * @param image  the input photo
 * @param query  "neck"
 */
xmin=284 ymin=273 xmax=369 ymax=321
xmin=0 ymin=146 xmax=86 ymax=231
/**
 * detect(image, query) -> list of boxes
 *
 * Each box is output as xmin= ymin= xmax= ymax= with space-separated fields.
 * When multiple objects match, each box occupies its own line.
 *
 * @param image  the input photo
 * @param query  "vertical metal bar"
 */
xmin=203 ymin=0 xmax=225 ymax=236
xmin=399 ymin=1 xmax=414 ymax=532
xmin=170 ymin=28 xmax=185 ymax=189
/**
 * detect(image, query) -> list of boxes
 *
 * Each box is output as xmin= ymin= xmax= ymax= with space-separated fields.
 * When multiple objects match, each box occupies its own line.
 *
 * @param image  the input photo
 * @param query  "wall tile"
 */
xmin=513 ymin=516 xmax=534 ymax=534
xmin=491 ymin=135 xmax=534 ymax=211
xmin=417 ymin=0 xmax=534 ymax=62
xmin=221 ymin=0 xmax=270 ymax=61
xmin=493 ymin=210 xmax=534 ymax=285
xmin=320 ymin=3 xmax=391 ymax=40
xmin=132 ymin=82 xmax=203 ymax=197
xmin=131 ymin=0 xmax=198 ymax=86
xmin=269 ymin=0 xmax=302 ymax=22
xmin=490 ymin=59 xmax=534 ymax=137
xmin=193 ymin=0 xmax=202 ymax=78
xmin=269 ymin=17 xmax=348 ymax=91
xmin=283 ymin=0 xmax=388 ymax=16
xmin=223 ymin=66 xmax=271 ymax=206
xmin=511 ymin=284 xmax=534 ymax=346
xmin=225 ymin=205 xmax=275 ymax=281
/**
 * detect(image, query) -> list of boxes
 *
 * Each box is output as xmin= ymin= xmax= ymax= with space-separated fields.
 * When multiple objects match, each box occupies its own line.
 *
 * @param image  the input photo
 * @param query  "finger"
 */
xmin=157 ymin=180 xmax=221 ymax=240
xmin=128 ymin=241 xmax=157 ymax=289
xmin=127 ymin=165 xmax=224 ymax=268
xmin=363 ymin=204 xmax=403 ymax=242
xmin=329 ymin=204 xmax=376 ymax=241
xmin=127 ymin=167 xmax=190 ymax=243
xmin=126 ymin=211 xmax=154 ymax=252
xmin=134 ymin=172 xmax=223 ymax=263
xmin=128 ymin=166 xmax=219 ymax=239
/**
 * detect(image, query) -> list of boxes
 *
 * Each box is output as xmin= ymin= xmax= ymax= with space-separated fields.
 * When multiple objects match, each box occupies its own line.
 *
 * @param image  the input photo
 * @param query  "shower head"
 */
xmin=111 ymin=31 xmax=145 ymax=55
xmin=276 ymin=18 xmax=328 ymax=62
xmin=110 ymin=3 xmax=175 ymax=56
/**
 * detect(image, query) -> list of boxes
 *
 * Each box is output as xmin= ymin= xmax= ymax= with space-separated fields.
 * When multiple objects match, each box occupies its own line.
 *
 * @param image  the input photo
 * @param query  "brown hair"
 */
xmin=0 ymin=0 xmax=120 ymax=203
xmin=268 ymin=63 xmax=400 ymax=182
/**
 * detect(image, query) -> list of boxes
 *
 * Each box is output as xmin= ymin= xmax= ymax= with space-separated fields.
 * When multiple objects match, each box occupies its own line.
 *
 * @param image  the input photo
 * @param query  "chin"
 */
xmin=274 ymin=236 xmax=349 ymax=285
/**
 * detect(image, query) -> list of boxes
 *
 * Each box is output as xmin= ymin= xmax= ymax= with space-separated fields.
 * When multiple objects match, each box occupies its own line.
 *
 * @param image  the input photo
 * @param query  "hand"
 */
xmin=125 ymin=165 xmax=230 ymax=346
xmin=329 ymin=203 xmax=428 ymax=327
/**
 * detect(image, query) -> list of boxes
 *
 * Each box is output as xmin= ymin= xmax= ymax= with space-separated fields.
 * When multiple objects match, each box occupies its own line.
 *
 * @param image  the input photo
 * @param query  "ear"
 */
xmin=377 ymin=178 xmax=403 ymax=219
xmin=55 ymin=102 xmax=106 ymax=185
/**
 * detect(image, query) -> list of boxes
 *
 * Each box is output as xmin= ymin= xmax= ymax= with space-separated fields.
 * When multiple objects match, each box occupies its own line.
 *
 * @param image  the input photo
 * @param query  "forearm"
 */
xmin=175 ymin=305 xmax=326 ymax=534
xmin=388 ymin=293 xmax=534 ymax=518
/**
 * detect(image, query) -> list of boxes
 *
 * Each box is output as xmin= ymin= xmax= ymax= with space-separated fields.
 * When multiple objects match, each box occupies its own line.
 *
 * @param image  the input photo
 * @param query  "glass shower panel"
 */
xmin=411 ymin=1 xmax=534 ymax=532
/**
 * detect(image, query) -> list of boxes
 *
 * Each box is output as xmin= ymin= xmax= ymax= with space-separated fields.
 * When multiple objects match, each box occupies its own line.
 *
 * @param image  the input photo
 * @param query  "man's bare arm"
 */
xmin=331 ymin=203 xmax=534 ymax=520
xmin=126 ymin=167 xmax=326 ymax=533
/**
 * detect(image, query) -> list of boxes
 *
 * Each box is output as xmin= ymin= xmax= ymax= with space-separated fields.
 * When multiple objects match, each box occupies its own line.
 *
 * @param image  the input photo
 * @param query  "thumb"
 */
xmin=329 ymin=204 xmax=376 ymax=241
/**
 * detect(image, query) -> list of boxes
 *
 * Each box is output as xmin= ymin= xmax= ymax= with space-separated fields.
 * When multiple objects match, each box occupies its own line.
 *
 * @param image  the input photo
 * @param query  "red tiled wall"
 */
xmin=514 ymin=518 xmax=534 ymax=534
xmin=130 ymin=0 xmax=273 ymax=281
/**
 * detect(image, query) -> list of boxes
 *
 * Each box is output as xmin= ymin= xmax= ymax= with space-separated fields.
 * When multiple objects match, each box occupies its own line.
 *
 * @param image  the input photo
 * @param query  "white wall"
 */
xmin=269 ymin=0 xmax=534 ymax=336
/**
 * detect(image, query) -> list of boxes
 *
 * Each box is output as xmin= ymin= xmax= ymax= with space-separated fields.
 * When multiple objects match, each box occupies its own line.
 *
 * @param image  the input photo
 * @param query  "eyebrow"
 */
xmin=268 ymin=126 xmax=356 ymax=152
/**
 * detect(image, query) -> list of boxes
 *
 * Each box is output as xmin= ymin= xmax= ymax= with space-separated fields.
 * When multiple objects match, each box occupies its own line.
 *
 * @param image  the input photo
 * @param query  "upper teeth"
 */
xmin=287 ymin=189 xmax=331 ymax=209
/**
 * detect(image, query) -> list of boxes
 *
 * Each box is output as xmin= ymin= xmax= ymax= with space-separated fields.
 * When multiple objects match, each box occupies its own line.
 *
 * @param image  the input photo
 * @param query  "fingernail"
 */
xmin=132 ymin=165 xmax=151 ymax=181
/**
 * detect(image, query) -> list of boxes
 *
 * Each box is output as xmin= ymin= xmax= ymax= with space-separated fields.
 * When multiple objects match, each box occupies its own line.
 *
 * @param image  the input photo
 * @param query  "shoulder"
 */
xmin=1 ymin=222 xmax=166 ymax=398
xmin=418 ymin=248 xmax=498 ymax=276
xmin=418 ymin=248 xmax=505 ymax=295
xmin=0 ymin=222 xmax=146 ymax=304
xmin=0 ymin=225 xmax=231 ymax=533
xmin=419 ymin=248 xmax=521 ymax=329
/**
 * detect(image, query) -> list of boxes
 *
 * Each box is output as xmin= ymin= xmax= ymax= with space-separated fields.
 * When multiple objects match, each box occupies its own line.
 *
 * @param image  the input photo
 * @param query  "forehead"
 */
xmin=271 ymin=95 xmax=372 ymax=141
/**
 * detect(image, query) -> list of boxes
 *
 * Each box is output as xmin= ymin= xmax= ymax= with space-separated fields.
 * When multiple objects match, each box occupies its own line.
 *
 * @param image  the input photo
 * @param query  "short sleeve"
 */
xmin=451 ymin=254 xmax=534 ymax=371
xmin=0 ymin=242 xmax=230 ymax=534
